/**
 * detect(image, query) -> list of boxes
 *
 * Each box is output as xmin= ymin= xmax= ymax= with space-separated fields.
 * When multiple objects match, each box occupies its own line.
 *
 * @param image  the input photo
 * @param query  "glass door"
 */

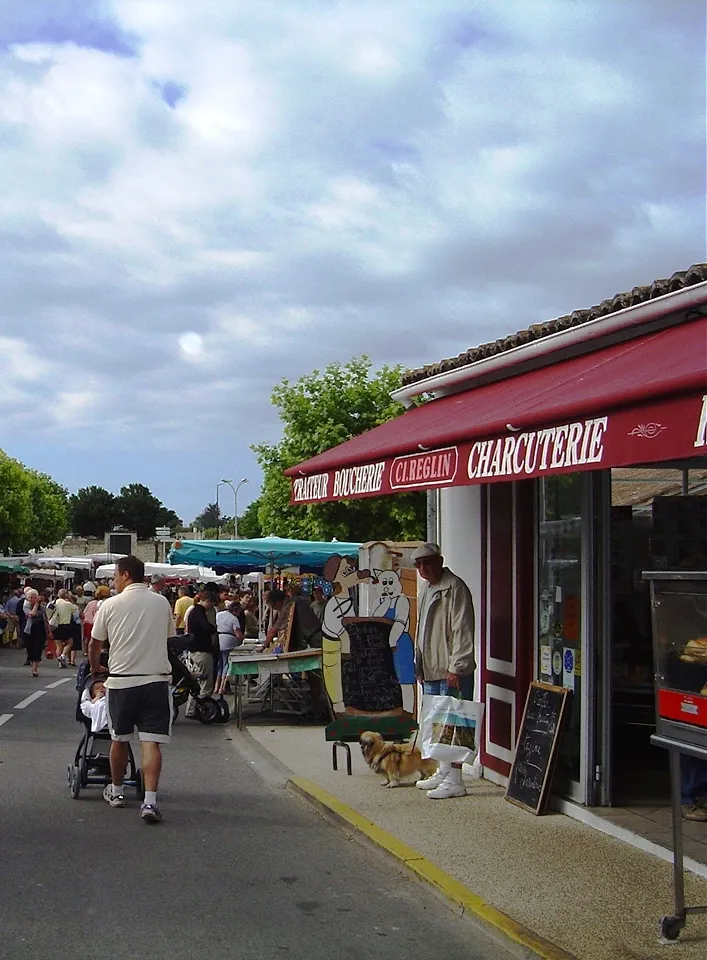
xmin=537 ymin=474 xmax=590 ymax=801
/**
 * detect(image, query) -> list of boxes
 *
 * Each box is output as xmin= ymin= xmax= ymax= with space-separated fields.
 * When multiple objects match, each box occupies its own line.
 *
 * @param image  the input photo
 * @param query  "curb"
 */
xmin=287 ymin=776 xmax=577 ymax=960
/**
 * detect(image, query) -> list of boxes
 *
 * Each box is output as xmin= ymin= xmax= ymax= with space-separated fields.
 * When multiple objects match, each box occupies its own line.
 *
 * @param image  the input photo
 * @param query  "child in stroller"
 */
xmin=67 ymin=645 xmax=224 ymax=797
xmin=68 ymin=661 xmax=143 ymax=800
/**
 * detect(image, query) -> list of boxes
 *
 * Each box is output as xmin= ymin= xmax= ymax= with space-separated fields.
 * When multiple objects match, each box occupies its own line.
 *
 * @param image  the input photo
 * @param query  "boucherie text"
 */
xmin=292 ymin=461 xmax=385 ymax=503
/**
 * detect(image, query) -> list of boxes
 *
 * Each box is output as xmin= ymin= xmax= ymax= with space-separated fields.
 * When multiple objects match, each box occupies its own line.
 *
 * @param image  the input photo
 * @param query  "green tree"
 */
xmin=253 ymin=357 xmax=426 ymax=542
xmin=237 ymin=498 xmax=262 ymax=539
xmin=156 ymin=506 xmax=182 ymax=531
xmin=69 ymin=486 xmax=118 ymax=538
xmin=115 ymin=483 xmax=176 ymax=540
xmin=0 ymin=453 xmax=34 ymax=553
xmin=23 ymin=471 xmax=70 ymax=551
xmin=192 ymin=502 xmax=224 ymax=531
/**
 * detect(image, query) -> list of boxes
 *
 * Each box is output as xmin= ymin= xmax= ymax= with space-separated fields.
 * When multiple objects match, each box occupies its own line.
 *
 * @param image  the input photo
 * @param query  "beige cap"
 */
xmin=411 ymin=542 xmax=442 ymax=562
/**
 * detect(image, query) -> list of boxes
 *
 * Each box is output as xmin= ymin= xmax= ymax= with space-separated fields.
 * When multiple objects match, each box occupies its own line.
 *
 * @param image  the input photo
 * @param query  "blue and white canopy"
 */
xmin=168 ymin=536 xmax=362 ymax=572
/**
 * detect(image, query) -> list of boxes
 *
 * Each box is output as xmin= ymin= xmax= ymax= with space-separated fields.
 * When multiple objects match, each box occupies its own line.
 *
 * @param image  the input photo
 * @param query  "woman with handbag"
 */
xmin=23 ymin=589 xmax=51 ymax=678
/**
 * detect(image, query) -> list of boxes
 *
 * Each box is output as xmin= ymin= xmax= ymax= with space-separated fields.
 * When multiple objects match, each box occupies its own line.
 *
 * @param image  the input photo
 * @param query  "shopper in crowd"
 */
xmin=23 ymin=589 xmax=50 ymax=677
xmin=4 ymin=586 xmax=23 ymax=647
xmin=243 ymin=597 xmax=260 ymax=639
xmin=265 ymin=588 xmax=324 ymax=717
xmin=50 ymin=588 xmax=79 ymax=669
xmin=89 ymin=555 xmax=172 ymax=823
xmin=184 ymin=591 xmax=217 ymax=718
xmin=82 ymin=586 xmax=110 ymax=655
xmin=173 ymin=586 xmax=193 ymax=636
xmin=73 ymin=585 xmax=89 ymax=616
xmin=214 ymin=601 xmax=244 ymax=696
xmin=413 ymin=542 xmax=476 ymax=800
xmin=310 ymin=585 xmax=327 ymax=622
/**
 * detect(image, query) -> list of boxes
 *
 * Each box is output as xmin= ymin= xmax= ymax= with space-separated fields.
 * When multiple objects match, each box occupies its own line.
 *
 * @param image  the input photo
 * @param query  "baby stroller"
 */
xmin=168 ymin=637 xmax=222 ymax=724
xmin=67 ymin=659 xmax=144 ymax=800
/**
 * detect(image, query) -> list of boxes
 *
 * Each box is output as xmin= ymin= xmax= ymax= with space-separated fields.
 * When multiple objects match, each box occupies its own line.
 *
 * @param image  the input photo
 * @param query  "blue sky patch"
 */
xmin=0 ymin=3 xmax=139 ymax=57
xmin=153 ymin=80 xmax=188 ymax=109
xmin=371 ymin=139 xmax=419 ymax=162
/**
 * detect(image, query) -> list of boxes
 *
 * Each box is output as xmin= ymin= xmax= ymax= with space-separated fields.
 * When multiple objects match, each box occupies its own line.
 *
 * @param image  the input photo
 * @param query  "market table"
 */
xmin=227 ymin=648 xmax=323 ymax=729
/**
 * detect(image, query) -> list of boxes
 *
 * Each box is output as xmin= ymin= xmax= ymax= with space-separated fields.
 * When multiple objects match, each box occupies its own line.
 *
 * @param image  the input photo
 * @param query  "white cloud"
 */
xmin=0 ymin=0 xmax=702 ymax=520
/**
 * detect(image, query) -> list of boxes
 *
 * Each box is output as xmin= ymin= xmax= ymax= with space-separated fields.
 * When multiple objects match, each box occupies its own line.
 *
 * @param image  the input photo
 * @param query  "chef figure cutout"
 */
xmin=371 ymin=569 xmax=415 ymax=714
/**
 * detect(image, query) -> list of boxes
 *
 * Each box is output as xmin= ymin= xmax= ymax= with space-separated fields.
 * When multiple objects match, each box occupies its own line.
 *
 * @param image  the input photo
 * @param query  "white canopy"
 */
xmin=94 ymin=562 xmax=229 ymax=583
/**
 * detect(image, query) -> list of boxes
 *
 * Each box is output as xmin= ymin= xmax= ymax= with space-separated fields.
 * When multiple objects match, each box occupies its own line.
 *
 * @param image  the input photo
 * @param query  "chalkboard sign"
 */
xmin=341 ymin=617 xmax=402 ymax=713
xmin=505 ymin=682 xmax=570 ymax=815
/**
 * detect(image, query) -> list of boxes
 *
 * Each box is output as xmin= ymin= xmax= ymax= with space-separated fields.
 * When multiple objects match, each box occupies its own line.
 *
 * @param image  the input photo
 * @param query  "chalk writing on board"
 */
xmin=505 ymin=682 xmax=570 ymax=815
xmin=342 ymin=617 xmax=402 ymax=713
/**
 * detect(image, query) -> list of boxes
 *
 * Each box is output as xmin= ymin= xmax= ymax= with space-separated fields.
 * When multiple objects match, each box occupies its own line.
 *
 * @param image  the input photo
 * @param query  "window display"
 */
xmin=537 ymin=475 xmax=583 ymax=786
xmin=644 ymin=572 xmax=707 ymax=746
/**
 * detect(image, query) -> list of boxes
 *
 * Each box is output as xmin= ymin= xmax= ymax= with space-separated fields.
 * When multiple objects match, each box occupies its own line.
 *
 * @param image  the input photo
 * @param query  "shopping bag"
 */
xmin=419 ymin=694 xmax=484 ymax=765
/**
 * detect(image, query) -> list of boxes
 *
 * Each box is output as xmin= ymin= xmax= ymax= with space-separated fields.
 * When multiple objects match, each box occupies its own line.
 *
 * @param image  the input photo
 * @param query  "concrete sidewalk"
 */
xmin=241 ymin=718 xmax=707 ymax=960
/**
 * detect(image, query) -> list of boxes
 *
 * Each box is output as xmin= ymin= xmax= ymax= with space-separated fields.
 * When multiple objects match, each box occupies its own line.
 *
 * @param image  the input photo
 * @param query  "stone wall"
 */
xmin=41 ymin=539 xmax=162 ymax=563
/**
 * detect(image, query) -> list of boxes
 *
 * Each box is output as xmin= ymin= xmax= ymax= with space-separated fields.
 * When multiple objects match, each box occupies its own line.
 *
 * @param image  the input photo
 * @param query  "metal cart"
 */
xmin=644 ymin=571 xmax=707 ymax=942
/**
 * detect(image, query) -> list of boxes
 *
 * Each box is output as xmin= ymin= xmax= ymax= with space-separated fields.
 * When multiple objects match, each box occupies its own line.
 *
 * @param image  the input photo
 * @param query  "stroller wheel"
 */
xmin=134 ymin=768 xmax=145 ymax=800
xmin=68 ymin=765 xmax=81 ymax=799
xmin=196 ymin=698 xmax=219 ymax=724
xmin=215 ymin=698 xmax=230 ymax=724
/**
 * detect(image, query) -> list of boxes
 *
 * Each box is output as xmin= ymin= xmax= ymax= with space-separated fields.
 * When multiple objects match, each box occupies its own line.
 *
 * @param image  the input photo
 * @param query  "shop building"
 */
xmin=287 ymin=264 xmax=707 ymax=819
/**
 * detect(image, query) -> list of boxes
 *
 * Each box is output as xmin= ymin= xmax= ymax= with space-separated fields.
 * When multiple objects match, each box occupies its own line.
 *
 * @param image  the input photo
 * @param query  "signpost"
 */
xmin=155 ymin=527 xmax=172 ymax=563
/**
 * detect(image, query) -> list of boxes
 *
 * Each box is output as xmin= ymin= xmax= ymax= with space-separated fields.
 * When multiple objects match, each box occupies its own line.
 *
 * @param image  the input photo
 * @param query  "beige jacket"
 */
xmin=415 ymin=568 xmax=476 ymax=681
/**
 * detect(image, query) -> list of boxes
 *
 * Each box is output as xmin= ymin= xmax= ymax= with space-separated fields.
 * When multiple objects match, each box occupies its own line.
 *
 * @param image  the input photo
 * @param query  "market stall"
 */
xmin=168 ymin=536 xmax=362 ymax=573
xmin=94 ymin=562 xmax=229 ymax=583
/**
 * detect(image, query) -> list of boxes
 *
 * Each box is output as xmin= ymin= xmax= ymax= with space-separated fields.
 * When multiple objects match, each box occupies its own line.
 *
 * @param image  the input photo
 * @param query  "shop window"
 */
xmin=537 ymin=475 xmax=583 ymax=786
xmin=609 ymin=466 xmax=707 ymax=804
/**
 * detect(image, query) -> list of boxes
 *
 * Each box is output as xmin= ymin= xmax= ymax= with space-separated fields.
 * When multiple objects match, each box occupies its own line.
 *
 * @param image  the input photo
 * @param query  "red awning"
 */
xmin=287 ymin=319 xmax=707 ymax=504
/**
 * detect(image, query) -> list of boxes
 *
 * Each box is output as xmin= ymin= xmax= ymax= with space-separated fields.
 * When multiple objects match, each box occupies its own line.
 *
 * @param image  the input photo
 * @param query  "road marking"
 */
xmin=14 ymin=691 xmax=48 ymax=709
xmin=45 ymin=677 xmax=73 ymax=689
xmin=0 ymin=714 xmax=13 ymax=727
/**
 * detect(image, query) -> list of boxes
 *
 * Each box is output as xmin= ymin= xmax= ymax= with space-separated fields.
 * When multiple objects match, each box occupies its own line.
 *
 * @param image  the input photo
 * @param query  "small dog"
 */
xmin=359 ymin=730 xmax=437 ymax=788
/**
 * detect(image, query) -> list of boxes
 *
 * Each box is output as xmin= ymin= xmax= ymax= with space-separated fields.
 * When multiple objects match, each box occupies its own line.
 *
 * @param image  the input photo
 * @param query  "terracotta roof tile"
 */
xmin=402 ymin=263 xmax=707 ymax=387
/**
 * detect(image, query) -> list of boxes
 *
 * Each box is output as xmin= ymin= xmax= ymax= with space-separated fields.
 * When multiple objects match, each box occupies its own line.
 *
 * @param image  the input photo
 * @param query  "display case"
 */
xmin=644 ymin=571 xmax=707 ymax=748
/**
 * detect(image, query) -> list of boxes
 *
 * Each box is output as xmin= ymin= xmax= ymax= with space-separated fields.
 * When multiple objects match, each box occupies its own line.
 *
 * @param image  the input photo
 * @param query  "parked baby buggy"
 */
xmin=67 ymin=660 xmax=143 ymax=800
xmin=167 ymin=637 xmax=224 ymax=724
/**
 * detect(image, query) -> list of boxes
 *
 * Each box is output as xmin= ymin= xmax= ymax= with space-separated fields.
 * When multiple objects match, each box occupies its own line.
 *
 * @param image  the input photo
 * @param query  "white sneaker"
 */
xmin=416 ymin=770 xmax=447 ymax=790
xmin=427 ymin=777 xmax=467 ymax=800
xmin=103 ymin=785 xmax=126 ymax=808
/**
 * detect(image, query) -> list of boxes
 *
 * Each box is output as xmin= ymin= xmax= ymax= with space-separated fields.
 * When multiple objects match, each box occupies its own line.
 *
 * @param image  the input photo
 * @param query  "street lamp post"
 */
xmin=221 ymin=478 xmax=248 ymax=538
xmin=216 ymin=481 xmax=227 ymax=539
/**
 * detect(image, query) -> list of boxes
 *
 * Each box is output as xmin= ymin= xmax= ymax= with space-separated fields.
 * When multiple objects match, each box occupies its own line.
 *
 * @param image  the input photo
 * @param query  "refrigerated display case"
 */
xmin=645 ymin=571 xmax=707 ymax=746
xmin=644 ymin=571 xmax=707 ymax=942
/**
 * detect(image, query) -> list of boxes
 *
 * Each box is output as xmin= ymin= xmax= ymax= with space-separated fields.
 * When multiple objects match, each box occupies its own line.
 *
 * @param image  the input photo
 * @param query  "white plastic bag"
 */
xmin=419 ymin=694 xmax=484 ymax=765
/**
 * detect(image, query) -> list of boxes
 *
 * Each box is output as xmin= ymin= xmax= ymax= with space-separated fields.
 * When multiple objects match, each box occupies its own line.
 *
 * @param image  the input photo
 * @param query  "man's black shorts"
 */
xmin=106 ymin=682 xmax=172 ymax=744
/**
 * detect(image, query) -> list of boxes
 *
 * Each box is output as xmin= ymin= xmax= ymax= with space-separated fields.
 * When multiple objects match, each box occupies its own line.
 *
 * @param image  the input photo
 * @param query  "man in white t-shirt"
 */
xmin=89 ymin=555 xmax=174 ymax=824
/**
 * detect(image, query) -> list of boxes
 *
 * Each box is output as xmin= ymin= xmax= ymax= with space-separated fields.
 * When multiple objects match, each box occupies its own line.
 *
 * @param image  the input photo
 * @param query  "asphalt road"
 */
xmin=0 ymin=648 xmax=513 ymax=960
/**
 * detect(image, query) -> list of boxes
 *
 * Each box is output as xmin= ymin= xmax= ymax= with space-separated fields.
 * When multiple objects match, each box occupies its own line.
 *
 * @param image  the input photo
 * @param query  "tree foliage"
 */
xmin=238 ymin=498 xmax=263 ymax=539
xmin=25 ymin=471 xmax=71 ymax=551
xmin=252 ymin=357 xmax=426 ymax=542
xmin=114 ymin=483 xmax=182 ymax=540
xmin=70 ymin=484 xmax=181 ymax=540
xmin=192 ymin=502 xmax=224 ymax=531
xmin=0 ymin=453 xmax=70 ymax=553
xmin=69 ymin=486 xmax=117 ymax=538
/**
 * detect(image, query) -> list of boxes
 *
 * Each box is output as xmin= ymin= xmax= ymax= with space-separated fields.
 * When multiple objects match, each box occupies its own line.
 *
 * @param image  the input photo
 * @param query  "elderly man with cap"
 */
xmin=413 ymin=542 xmax=476 ymax=800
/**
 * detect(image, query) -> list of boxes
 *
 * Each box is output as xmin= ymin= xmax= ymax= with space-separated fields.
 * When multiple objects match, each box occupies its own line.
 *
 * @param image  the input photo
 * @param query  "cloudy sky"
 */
xmin=0 ymin=0 xmax=704 ymax=525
